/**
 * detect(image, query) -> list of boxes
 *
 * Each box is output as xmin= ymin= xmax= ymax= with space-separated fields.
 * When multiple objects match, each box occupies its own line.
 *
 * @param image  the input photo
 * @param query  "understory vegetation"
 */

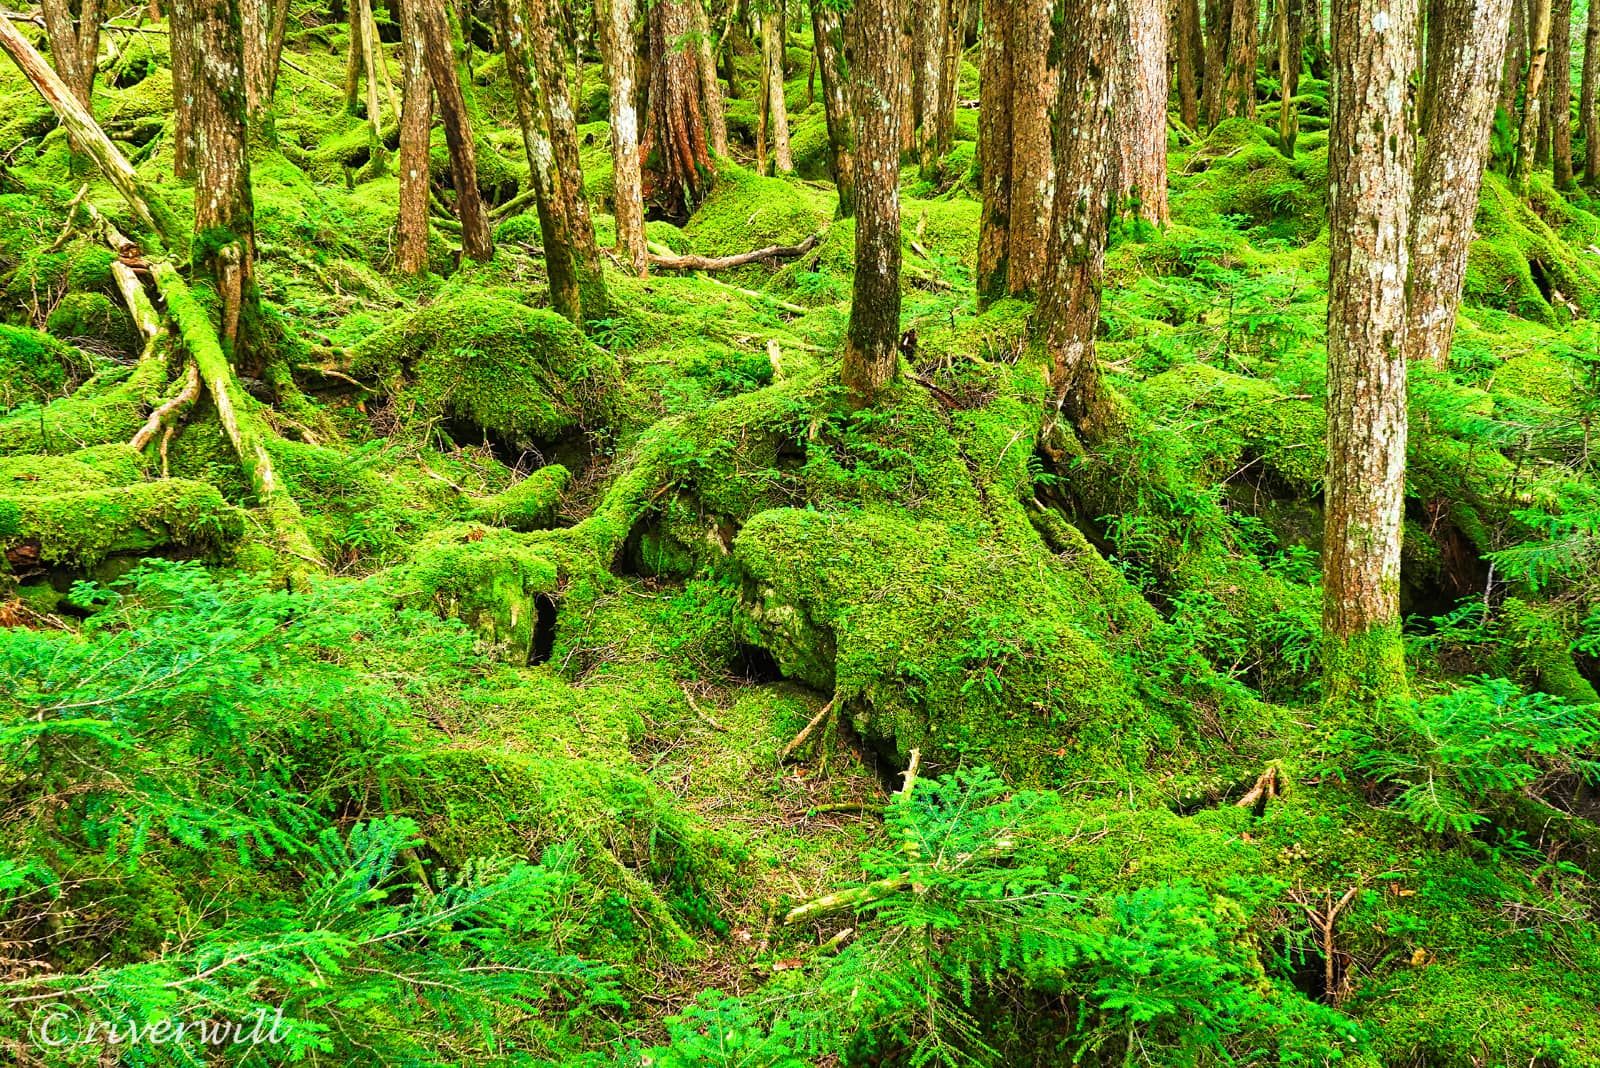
xmin=3 ymin=4 xmax=1600 ymax=1066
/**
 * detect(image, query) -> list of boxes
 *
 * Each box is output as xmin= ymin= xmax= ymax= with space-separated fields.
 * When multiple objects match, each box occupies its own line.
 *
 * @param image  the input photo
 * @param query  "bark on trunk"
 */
xmin=1305 ymin=0 xmax=1325 ymax=76
xmin=419 ymin=0 xmax=493 ymax=259
xmin=1276 ymin=0 xmax=1301 ymax=156
xmin=357 ymin=0 xmax=388 ymax=164
xmin=1406 ymin=0 xmax=1512 ymax=369
xmin=1552 ymin=0 xmax=1574 ymax=186
xmin=842 ymin=0 xmax=908 ymax=401
xmin=1323 ymin=0 xmax=1418 ymax=704
xmin=1516 ymin=0 xmax=1551 ymax=189
xmin=643 ymin=0 xmax=714 ymax=214
xmin=913 ymin=0 xmax=948 ymax=178
xmin=0 ymin=12 xmax=183 ymax=250
xmin=762 ymin=9 xmax=794 ymax=173
xmin=1115 ymin=0 xmax=1169 ymax=223
xmin=39 ymin=0 xmax=100 ymax=107
xmin=812 ymin=5 xmax=855 ymax=216
xmin=395 ymin=0 xmax=431 ymax=274
xmin=1584 ymin=0 xmax=1600 ymax=183
xmin=171 ymin=0 xmax=198 ymax=175
xmin=692 ymin=0 xmax=728 ymax=156
xmin=527 ymin=0 xmax=607 ymax=317
xmin=343 ymin=0 xmax=363 ymax=113
xmin=976 ymin=0 xmax=1054 ymax=303
xmin=1201 ymin=0 xmax=1231 ymax=124
xmin=1220 ymin=0 xmax=1260 ymax=121
xmin=188 ymin=0 xmax=262 ymax=370
xmin=1500 ymin=0 xmax=1526 ymax=120
xmin=600 ymin=0 xmax=647 ymax=272
xmin=1039 ymin=0 xmax=1118 ymax=428
xmin=1176 ymin=0 xmax=1202 ymax=128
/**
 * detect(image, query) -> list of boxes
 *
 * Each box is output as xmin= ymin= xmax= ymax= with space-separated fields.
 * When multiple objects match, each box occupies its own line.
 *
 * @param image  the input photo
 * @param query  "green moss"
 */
xmin=46 ymin=292 xmax=140 ymax=358
xmin=1321 ymin=623 xmax=1408 ymax=710
xmin=352 ymin=292 xmax=620 ymax=449
xmin=0 ymin=324 xmax=100 ymax=412
xmin=1492 ymin=350 xmax=1582 ymax=408
xmin=468 ymin=465 xmax=570 ymax=530
xmin=0 ymin=478 xmax=244 ymax=568
xmin=681 ymin=163 xmax=831 ymax=282
xmin=0 ymin=357 xmax=165 ymax=455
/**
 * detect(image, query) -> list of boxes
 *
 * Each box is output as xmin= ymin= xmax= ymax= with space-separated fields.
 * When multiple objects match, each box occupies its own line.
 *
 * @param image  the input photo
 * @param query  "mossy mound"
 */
xmin=681 ymin=163 xmax=831 ymax=277
xmin=0 ymin=324 xmax=100 ymax=411
xmin=46 ymin=292 xmax=141 ymax=359
xmin=352 ymin=292 xmax=620 ymax=450
xmin=1171 ymin=119 xmax=1328 ymax=244
xmin=468 ymin=464 xmax=570 ymax=530
xmin=1466 ymin=175 xmax=1600 ymax=325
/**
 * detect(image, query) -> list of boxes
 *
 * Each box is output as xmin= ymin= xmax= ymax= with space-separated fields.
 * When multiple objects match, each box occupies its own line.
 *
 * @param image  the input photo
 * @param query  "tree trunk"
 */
xmin=1516 ymin=0 xmax=1552 ymax=189
xmin=1220 ymin=0 xmax=1260 ymax=121
xmin=1323 ymin=0 xmax=1418 ymax=705
xmin=419 ymin=0 xmax=493 ymax=259
xmin=936 ymin=0 xmax=967 ymax=153
xmin=842 ymin=0 xmax=908 ymax=401
xmin=1116 ymin=0 xmax=1169 ymax=223
xmin=812 ymin=4 xmax=855 ymax=216
xmin=1406 ymin=0 xmax=1512 ymax=369
xmin=693 ymin=0 xmax=729 ymax=156
xmin=1552 ymin=0 xmax=1573 ymax=186
xmin=171 ymin=0 xmax=198 ymax=176
xmin=1500 ymin=0 xmax=1526 ymax=120
xmin=976 ymin=0 xmax=1054 ymax=303
xmin=914 ymin=0 xmax=948 ymax=179
xmin=1176 ymin=0 xmax=1202 ymax=128
xmin=643 ymin=0 xmax=714 ymax=214
xmin=1202 ymin=0 xmax=1230 ymax=124
xmin=1276 ymin=0 xmax=1302 ymax=156
xmin=1305 ymin=0 xmax=1325 ymax=76
xmin=1039 ymin=0 xmax=1117 ymax=429
xmin=38 ymin=0 xmax=101 ymax=107
xmin=527 ymin=0 xmax=606 ymax=316
xmin=1583 ymin=0 xmax=1599 ymax=183
xmin=600 ymin=0 xmax=647 ymax=273
xmin=395 ymin=0 xmax=431 ymax=274
xmin=762 ymin=9 xmax=794 ymax=173
xmin=343 ymin=0 xmax=363 ymax=113
xmin=357 ymin=0 xmax=388 ymax=165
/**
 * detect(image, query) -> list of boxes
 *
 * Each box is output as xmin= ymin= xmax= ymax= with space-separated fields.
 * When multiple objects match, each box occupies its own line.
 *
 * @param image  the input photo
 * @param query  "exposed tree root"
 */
xmin=1235 ymin=763 xmax=1283 ymax=812
xmin=129 ymin=361 xmax=201 ymax=452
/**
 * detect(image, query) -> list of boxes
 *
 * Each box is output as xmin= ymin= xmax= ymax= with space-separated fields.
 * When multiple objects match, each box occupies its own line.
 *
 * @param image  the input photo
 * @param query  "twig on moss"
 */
xmin=778 ymin=697 xmax=835 ymax=764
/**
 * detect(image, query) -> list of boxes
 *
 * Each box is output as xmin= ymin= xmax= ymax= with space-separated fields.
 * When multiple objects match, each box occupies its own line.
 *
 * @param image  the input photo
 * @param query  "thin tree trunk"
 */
xmin=812 ymin=4 xmax=855 ymax=216
xmin=171 ymin=0 xmax=199 ymax=176
xmin=756 ymin=9 xmax=770 ymax=173
xmin=527 ymin=0 xmax=607 ymax=317
xmin=1177 ymin=0 xmax=1201 ymax=128
xmin=643 ymin=0 xmax=714 ymax=213
xmin=842 ymin=0 xmax=908 ymax=401
xmin=343 ymin=0 xmax=363 ymax=113
xmin=1116 ymin=0 xmax=1169 ymax=223
xmin=395 ymin=0 xmax=431 ymax=274
xmin=1040 ymin=0 xmax=1117 ymax=430
xmin=38 ymin=0 xmax=101 ymax=107
xmin=264 ymin=0 xmax=292 ymax=105
xmin=914 ymin=0 xmax=948 ymax=179
xmin=1323 ymin=0 xmax=1418 ymax=705
xmin=1221 ymin=0 xmax=1260 ymax=120
xmin=1552 ymin=0 xmax=1573 ymax=186
xmin=419 ymin=0 xmax=492 ymax=259
xmin=1201 ymin=0 xmax=1230 ymax=123
xmin=1516 ymin=0 xmax=1552 ymax=189
xmin=358 ymin=0 xmax=387 ymax=166
xmin=1406 ymin=0 xmax=1512 ymax=369
xmin=762 ymin=10 xmax=793 ymax=172
xmin=1305 ymin=0 xmax=1325 ymax=76
xmin=1500 ymin=0 xmax=1526 ymax=120
xmin=693 ymin=0 xmax=728 ymax=156
xmin=936 ymin=0 xmax=966 ymax=151
xmin=241 ymin=0 xmax=271 ymax=122
xmin=1277 ymin=0 xmax=1301 ymax=156
xmin=600 ymin=0 xmax=647 ymax=272
xmin=977 ymin=0 xmax=1053 ymax=303
xmin=1583 ymin=0 xmax=1599 ymax=183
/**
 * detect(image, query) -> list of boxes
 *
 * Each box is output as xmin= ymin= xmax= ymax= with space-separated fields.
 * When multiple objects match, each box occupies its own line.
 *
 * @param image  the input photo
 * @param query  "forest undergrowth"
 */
xmin=4 ymin=7 xmax=1600 ymax=1066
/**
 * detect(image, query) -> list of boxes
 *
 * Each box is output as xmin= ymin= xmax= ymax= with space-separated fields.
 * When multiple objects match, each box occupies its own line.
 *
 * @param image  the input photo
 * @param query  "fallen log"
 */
xmin=0 ymin=11 xmax=184 ymax=253
xmin=648 ymin=231 xmax=823 ymax=271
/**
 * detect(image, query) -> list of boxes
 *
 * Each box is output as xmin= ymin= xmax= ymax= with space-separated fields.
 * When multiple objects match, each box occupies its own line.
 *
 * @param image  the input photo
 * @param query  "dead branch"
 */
xmin=647 ymin=231 xmax=822 ymax=271
xmin=129 ymin=360 xmax=200 ymax=452
xmin=778 ymin=697 xmax=835 ymax=764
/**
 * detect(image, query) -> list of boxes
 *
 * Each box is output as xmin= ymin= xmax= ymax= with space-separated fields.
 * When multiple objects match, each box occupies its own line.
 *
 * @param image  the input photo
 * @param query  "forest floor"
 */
xmin=5 ymin=13 xmax=1600 ymax=1068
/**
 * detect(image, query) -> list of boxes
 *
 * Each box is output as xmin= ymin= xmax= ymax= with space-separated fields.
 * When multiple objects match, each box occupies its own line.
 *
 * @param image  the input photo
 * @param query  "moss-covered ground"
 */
xmin=3 ymin=12 xmax=1600 ymax=1067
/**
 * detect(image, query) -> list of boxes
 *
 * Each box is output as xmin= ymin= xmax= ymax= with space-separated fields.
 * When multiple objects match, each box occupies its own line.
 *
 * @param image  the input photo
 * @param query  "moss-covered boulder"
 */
xmin=353 ymin=293 xmax=620 ymax=451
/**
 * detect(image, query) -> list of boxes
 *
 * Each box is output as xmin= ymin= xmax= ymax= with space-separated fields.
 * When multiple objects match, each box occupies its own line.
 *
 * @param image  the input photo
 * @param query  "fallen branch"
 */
xmin=1235 ymin=764 xmax=1282 ymax=811
xmin=783 ymin=873 xmax=910 ymax=926
xmin=681 ymin=684 xmax=728 ymax=733
xmin=648 ymin=231 xmax=822 ymax=271
xmin=806 ymin=803 xmax=885 ymax=817
xmin=778 ymin=697 xmax=835 ymax=764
